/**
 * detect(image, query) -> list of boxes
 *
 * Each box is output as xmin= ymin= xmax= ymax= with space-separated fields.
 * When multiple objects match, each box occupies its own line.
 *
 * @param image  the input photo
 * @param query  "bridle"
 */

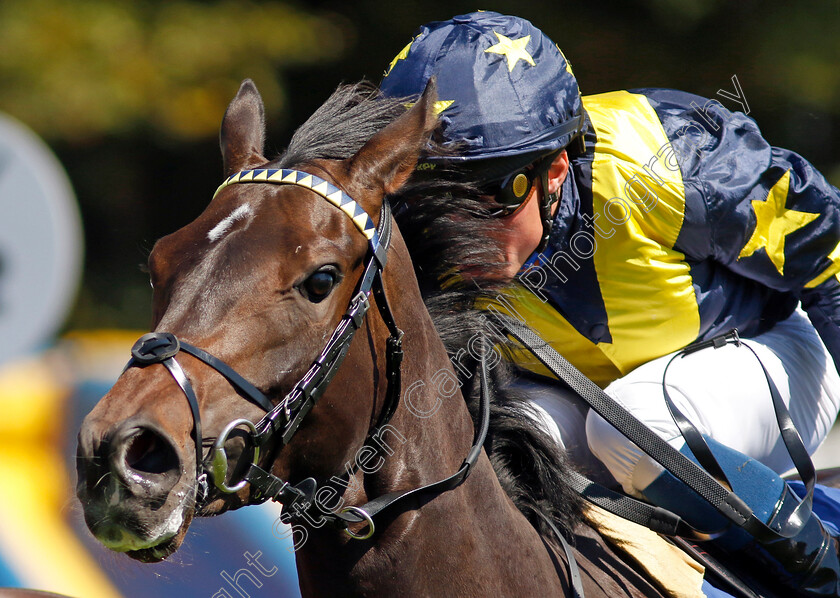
xmin=124 ymin=167 xmax=488 ymax=538
xmin=123 ymin=166 xmax=586 ymax=596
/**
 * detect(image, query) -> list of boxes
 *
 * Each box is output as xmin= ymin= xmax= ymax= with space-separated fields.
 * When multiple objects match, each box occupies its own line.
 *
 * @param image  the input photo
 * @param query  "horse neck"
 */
xmin=292 ymin=230 xmax=570 ymax=597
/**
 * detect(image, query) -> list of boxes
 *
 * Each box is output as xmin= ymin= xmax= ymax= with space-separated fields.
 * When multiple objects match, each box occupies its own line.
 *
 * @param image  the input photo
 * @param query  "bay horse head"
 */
xmin=74 ymin=75 xmax=673 ymax=598
xmin=76 ymin=78 xmax=443 ymax=563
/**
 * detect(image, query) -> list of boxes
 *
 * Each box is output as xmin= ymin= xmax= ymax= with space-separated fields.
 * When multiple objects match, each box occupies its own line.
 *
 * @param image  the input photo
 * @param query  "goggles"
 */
xmin=412 ymin=147 xmax=563 ymax=218
xmin=481 ymin=166 xmax=539 ymax=217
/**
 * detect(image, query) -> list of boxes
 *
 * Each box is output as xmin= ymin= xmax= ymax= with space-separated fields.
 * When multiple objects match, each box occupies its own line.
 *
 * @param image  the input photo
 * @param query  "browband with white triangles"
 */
xmin=214 ymin=168 xmax=378 ymax=244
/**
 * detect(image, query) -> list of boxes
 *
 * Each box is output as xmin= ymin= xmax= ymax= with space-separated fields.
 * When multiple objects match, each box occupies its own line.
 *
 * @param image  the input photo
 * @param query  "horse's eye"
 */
xmin=302 ymin=268 xmax=338 ymax=302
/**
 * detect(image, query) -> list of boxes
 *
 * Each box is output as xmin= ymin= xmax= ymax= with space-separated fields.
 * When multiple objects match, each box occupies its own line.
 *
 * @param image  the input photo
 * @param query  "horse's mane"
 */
xmin=275 ymin=81 xmax=583 ymax=538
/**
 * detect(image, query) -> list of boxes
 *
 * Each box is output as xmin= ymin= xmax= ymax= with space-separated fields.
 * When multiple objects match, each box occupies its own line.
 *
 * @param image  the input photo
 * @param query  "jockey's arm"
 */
xmin=671 ymin=96 xmax=840 ymax=374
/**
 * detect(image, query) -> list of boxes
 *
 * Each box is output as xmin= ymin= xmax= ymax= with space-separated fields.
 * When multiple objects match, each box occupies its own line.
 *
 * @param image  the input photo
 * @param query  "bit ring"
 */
xmin=210 ymin=418 xmax=260 ymax=493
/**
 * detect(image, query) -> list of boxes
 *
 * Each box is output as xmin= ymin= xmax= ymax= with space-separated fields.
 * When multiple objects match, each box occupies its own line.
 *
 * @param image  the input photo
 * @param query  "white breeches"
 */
xmin=526 ymin=308 xmax=840 ymax=496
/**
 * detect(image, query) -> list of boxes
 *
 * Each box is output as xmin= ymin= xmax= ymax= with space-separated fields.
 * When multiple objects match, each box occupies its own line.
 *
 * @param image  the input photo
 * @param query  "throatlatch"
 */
xmin=124 ymin=167 xmax=585 ymax=598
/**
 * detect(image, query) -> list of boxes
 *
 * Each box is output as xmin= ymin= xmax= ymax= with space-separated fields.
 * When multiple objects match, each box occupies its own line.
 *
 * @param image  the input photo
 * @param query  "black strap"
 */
xmin=661 ymin=350 xmax=732 ymax=490
xmin=127 ymin=333 xmax=211 ymax=484
xmin=669 ymin=537 xmax=762 ymax=598
xmin=177 ymin=342 xmax=274 ymax=413
xmin=493 ymin=314 xmax=817 ymax=543
xmin=368 ymin=224 xmax=405 ymax=431
xmin=366 ymin=204 xmax=405 ymax=433
xmin=322 ymin=348 xmax=491 ymax=525
xmin=535 ymin=509 xmax=585 ymax=598
xmin=253 ymin=203 xmax=402 ymax=447
xmin=565 ymin=469 xmax=701 ymax=537
xmin=663 ymin=333 xmax=817 ymax=536
xmin=251 ymin=349 xmax=493 ymax=529
xmin=244 ymin=332 xmax=586 ymax=593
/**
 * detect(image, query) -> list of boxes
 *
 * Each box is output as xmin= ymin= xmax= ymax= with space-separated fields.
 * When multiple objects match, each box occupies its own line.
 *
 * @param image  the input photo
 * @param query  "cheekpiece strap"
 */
xmin=131 ymin=169 xmax=400 ymax=506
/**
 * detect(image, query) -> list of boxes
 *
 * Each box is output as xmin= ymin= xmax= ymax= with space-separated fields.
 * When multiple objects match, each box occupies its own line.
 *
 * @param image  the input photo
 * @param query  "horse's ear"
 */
xmin=220 ymin=79 xmax=267 ymax=177
xmin=347 ymin=78 xmax=439 ymax=199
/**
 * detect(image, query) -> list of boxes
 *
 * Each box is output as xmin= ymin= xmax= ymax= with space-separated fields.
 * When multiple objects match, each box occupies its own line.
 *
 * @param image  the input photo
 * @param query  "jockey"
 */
xmin=380 ymin=11 xmax=840 ymax=597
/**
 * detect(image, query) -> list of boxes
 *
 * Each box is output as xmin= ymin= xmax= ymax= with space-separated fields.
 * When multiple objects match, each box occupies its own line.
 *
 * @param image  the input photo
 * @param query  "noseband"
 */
xmin=122 ymin=166 xmax=587 ymax=594
xmin=126 ymin=168 xmax=405 ymax=507
xmin=119 ymin=168 xmax=586 ymax=592
xmin=124 ymin=168 xmax=494 ymax=541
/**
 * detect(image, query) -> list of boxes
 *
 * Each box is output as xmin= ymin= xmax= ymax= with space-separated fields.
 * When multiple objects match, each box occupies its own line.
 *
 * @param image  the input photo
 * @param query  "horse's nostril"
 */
xmin=124 ymin=428 xmax=179 ymax=475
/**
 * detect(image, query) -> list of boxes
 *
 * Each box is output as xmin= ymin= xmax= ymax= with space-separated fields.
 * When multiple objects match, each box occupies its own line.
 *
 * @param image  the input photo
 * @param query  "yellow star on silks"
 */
xmin=384 ymin=37 xmax=416 ymax=77
xmin=738 ymin=170 xmax=819 ymax=275
xmin=402 ymin=100 xmax=455 ymax=115
xmin=484 ymin=32 xmax=535 ymax=72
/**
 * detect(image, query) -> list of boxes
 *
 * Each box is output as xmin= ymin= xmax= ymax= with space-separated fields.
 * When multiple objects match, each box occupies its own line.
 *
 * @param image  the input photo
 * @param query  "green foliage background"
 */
xmin=1 ymin=0 xmax=837 ymax=330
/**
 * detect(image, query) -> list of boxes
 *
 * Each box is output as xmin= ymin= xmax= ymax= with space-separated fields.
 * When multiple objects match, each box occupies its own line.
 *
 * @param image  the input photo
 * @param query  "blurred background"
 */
xmin=0 ymin=0 xmax=837 ymax=596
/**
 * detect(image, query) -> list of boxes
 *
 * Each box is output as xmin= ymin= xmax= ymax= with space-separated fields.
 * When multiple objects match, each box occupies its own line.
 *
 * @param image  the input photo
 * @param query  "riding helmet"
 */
xmin=380 ymin=10 xmax=585 ymax=177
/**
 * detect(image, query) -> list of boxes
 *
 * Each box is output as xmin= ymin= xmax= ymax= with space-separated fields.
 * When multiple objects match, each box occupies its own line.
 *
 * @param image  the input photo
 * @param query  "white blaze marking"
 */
xmin=208 ymin=204 xmax=253 ymax=242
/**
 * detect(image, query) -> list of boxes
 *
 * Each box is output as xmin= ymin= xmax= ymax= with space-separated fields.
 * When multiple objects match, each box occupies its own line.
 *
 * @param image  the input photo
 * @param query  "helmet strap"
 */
xmin=536 ymin=116 xmax=586 ymax=250
xmin=536 ymin=153 xmax=561 ymax=253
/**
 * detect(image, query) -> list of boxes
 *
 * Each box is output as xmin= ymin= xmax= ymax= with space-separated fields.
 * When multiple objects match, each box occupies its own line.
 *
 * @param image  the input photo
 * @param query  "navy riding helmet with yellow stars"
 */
xmin=380 ymin=11 xmax=585 ymax=250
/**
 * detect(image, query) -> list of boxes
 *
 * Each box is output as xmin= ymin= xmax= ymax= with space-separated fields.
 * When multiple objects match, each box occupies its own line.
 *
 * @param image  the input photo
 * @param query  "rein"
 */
xmin=124 ymin=167 xmax=586 ymax=596
xmin=493 ymin=313 xmax=818 ymax=546
xmin=127 ymin=168 xmax=403 ymax=508
xmin=123 ymin=168 xmax=479 ymax=536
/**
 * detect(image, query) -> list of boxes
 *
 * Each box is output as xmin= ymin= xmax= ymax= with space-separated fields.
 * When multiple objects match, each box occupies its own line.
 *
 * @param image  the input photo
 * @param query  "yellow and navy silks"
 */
xmin=500 ymin=88 xmax=840 ymax=387
xmin=378 ymin=12 xmax=840 ymax=387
